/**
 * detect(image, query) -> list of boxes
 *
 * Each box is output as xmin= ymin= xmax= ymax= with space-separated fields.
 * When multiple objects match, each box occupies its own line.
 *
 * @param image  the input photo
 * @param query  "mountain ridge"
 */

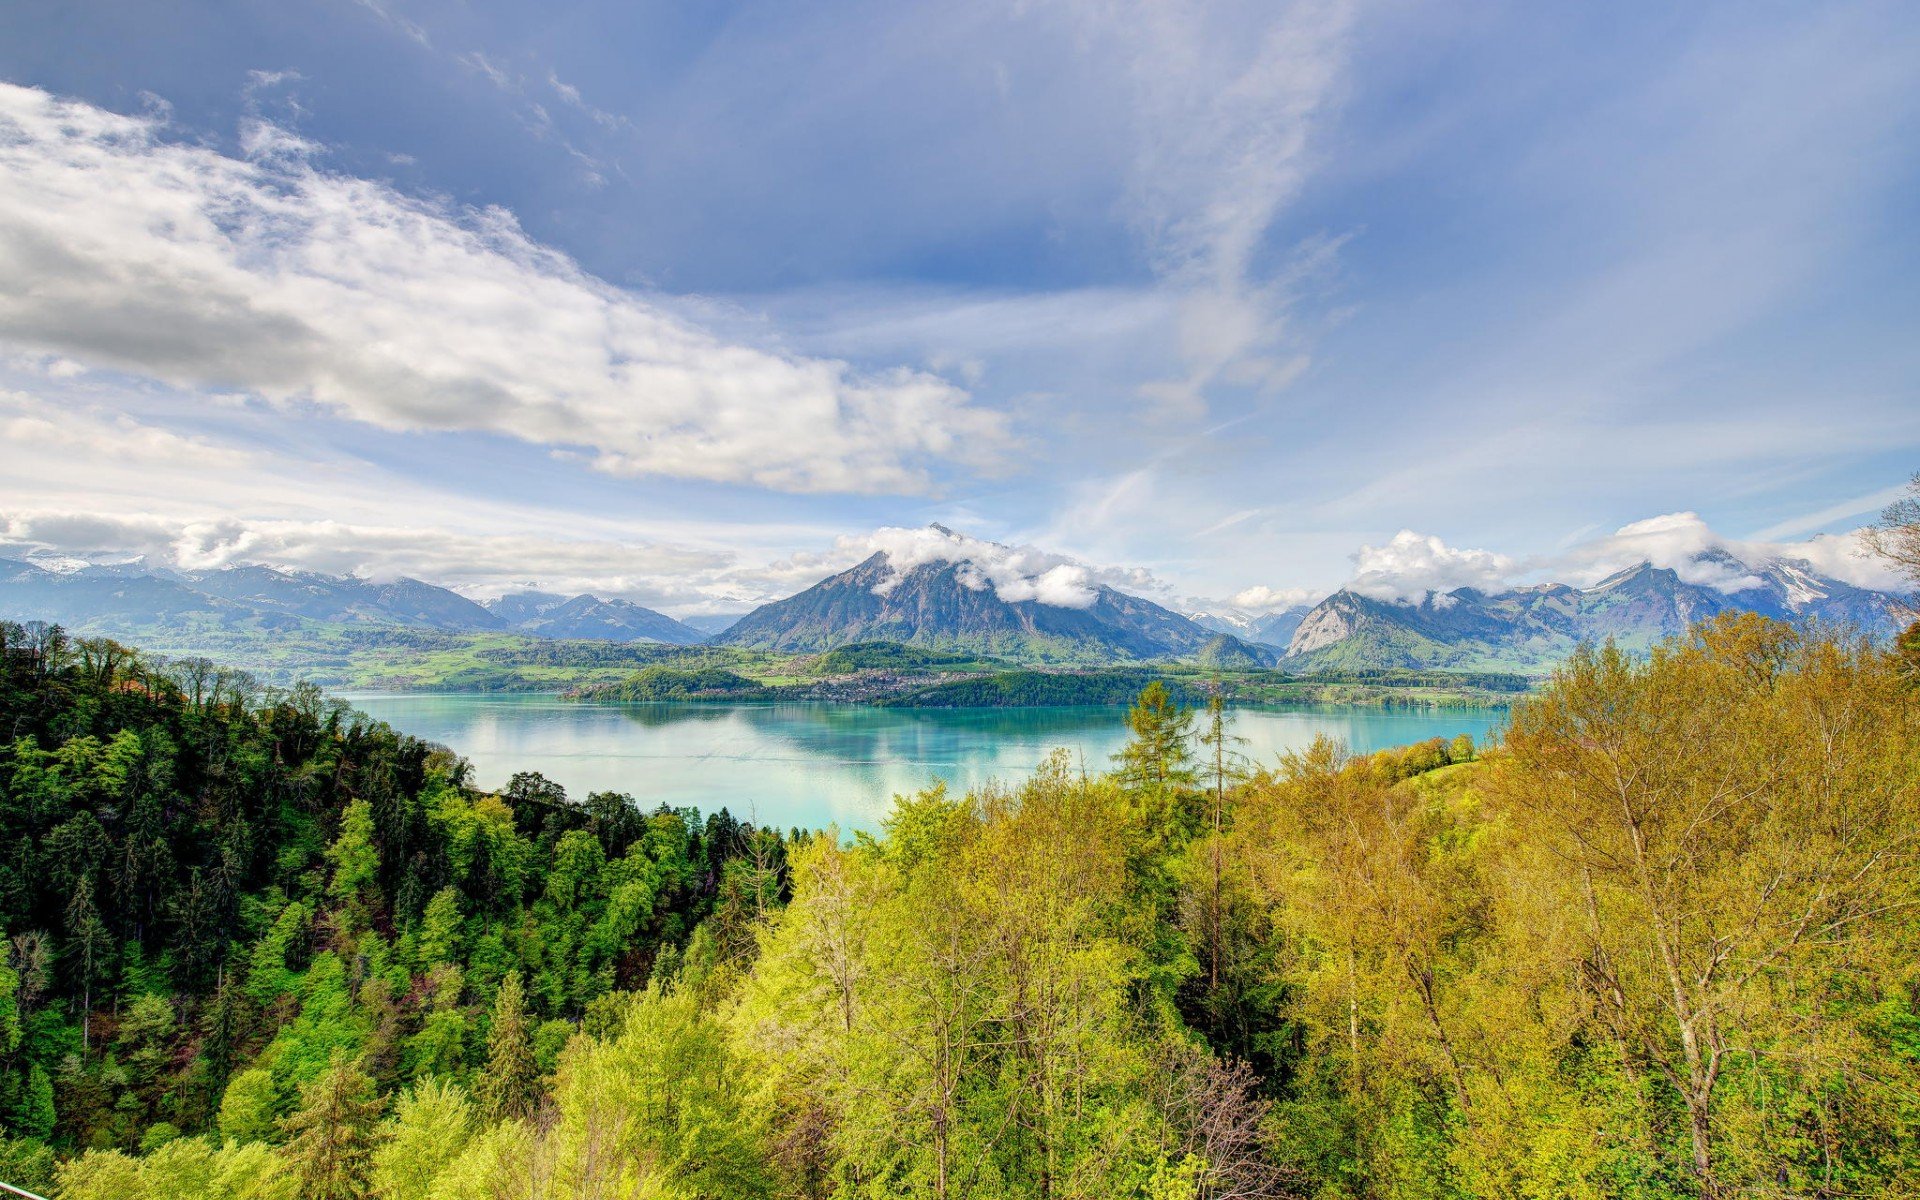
xmin=717 ymin=549 xmax=1221 ymax=663
xmin=0 ymin=559 xmax=704 ymax=646
xmin=1284 ymin=554 xmax=1913 ymax=672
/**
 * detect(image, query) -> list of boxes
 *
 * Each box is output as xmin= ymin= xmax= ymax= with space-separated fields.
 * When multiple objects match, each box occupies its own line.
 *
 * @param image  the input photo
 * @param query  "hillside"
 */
xmin=4 ymin=614 xmax=1917 ymax=1200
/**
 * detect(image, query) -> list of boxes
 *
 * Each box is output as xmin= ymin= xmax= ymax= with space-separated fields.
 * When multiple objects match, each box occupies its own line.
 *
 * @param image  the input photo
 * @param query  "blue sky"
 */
xmin=0 ymin=0 xmax=1916 ymax=613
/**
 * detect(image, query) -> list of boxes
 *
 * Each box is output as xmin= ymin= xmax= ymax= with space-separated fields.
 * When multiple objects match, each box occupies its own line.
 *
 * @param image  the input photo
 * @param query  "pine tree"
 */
xmin=63 ymin=879 xmax=110 ymax=1049
xmin=1196 ymin=691 xmax=1247 ymax=995
xmin=476 ymin=970 xmax=539 ymax=1122
xmin=1115 ymin=682 xmax=1198 ymax=847
xmin=1115 ymin=681 xmax=1197 ymax=792
xmin=280 ymin=1051 xmax=383 ymax=1200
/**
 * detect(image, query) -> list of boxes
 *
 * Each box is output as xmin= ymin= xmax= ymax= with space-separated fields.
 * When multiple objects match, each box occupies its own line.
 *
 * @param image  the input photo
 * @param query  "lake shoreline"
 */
xmin=337 ymin=693 xmax=1509 ymax=832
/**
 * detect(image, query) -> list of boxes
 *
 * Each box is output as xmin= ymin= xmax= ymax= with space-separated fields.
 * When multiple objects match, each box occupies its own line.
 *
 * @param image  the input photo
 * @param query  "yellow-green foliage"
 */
xmin=6 ymin=613 xmax=1919 ymax=1200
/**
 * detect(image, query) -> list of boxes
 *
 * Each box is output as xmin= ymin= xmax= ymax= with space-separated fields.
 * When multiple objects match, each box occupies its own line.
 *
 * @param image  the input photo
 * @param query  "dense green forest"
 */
xmin=0 ymin=611 xmax=1916 ymax=1198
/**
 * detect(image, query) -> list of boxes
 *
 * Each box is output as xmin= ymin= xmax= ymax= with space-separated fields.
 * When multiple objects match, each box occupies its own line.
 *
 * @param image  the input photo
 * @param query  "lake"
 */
xmin=340 ymin=694 xmax=1506 ymax=832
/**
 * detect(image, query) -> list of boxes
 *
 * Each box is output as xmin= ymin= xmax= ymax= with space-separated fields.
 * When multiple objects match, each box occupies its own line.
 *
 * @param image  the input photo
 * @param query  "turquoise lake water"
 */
xmin=339 ymin=694 xmax=1506 ymax=832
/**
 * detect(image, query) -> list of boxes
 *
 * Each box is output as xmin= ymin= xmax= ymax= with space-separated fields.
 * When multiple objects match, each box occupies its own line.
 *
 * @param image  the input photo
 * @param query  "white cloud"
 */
xmin=1334 ymin=512 xmax=1910 ymax=602
xmin=863 ymin=525 xmax=1098 ymax=608
xmin=1548 ymin=511 xmax=1904 ymax=593
xmin=763 ymin=524 xmax=1168 ymax=610
xmin=1345 ymin=530 xmax=1517 ymax=602
xmin=0 ymin=507 xmax=749 ymax=611
xmin=0 ymin=84 xmax=1011 ymax=495
xmin=0 ymin=391 xmax=254 ymax=470
xmin=1229 ymin=583 xmax=1321 ymax=611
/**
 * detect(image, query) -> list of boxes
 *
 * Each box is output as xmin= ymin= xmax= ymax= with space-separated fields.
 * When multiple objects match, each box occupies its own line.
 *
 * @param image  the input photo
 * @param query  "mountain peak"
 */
xmin=717 ymin=541 xmax=1209 ymax=662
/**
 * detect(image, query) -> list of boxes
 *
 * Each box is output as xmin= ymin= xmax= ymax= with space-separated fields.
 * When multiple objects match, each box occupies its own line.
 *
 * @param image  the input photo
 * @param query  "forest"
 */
xmin=0 ymin=608 xmax=1915 ymax=1199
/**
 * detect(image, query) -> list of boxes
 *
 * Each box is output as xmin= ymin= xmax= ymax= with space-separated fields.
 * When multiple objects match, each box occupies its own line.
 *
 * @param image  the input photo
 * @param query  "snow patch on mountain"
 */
xmin=861 ymin=524 xmax=1158 ymax=611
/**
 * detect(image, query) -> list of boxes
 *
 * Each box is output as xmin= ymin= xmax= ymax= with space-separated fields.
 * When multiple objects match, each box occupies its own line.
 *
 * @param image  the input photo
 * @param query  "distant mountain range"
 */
xmin=483 ymin=590 xmax=704 ymax=643
xmin=0 ymin=559 xmax=704 ymax=645
xmin=1188 ymin=605 xmax=1315 ymax=650
xmin=1280 ymin=551 xmax=1912 ymax=672
xmin=716 ymin=548 xmax=1277 ymax=665
xmin=1 ymin=536 xmax=1909 ymax=677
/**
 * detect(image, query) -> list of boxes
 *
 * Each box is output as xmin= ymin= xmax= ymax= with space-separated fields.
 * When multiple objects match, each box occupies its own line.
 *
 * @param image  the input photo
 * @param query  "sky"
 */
xmin=0 ymin=0 xmax=1916 ymax=615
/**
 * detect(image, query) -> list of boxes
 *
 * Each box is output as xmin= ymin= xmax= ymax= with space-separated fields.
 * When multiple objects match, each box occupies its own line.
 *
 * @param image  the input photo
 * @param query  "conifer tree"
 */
xmin=1115 ymin=681 xmax=1196 ymax=793
xmin=280 ymin=1051 xmax=382 ymax=1200
xmin=477 ymin=970 xmax=539 ymax=1122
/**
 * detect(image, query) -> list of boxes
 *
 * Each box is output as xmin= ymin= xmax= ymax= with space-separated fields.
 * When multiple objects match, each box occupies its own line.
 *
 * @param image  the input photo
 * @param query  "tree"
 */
xmin=324 ymin=799 xmax=379 ymax=919
xmin=280 ymin=1052 xmax=382 ymax=1200
xmin=1864 ymin=471 xmax=1920 ymax=581
xmin=369 ymin=1078 xmax=474 ymax=1200
xmin=1194 ymin=692 xmax=1249 ymax=996
xmin=64 ymin=879 xmax=110 ymax=1049
xmin=416 ymin=886 xmax=464 ymax=969
xmin=1116 ymin=682 xmax=1197 ymax=793
xmin=477 ymin=970 xmax=540 ymax=1122
xmin=1116 ymin=682 xmax=1199 ymax=864
xmin=1498 ymin=615 xmax=1920 ymax=1197
xmin=217 ymin=1068 xmax=282 ymax=1145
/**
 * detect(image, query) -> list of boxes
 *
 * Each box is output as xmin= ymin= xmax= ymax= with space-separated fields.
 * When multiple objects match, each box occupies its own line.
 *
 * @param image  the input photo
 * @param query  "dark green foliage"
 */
xmin=0 ymin=620 xmax=801 ymax=1155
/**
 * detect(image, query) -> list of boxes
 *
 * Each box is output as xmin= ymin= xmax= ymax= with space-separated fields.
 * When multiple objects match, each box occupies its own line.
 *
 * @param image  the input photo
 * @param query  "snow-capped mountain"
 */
xmin=1284 ymin=552 xmax=1913 ymax=672
xmin=717 ymin=530 xmax=1245 ymax=663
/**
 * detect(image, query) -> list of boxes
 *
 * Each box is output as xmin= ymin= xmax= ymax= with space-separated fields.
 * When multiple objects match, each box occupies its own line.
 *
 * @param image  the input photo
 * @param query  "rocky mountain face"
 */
xmin=1284 ymin=554 xmax=1914 ymax=672
xmin=717 ymin=550 xmax=1226 ymax=662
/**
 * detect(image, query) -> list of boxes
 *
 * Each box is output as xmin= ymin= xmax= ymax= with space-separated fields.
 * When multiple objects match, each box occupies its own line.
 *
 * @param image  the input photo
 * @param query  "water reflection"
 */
xmin=340 ymin=694 xmax=1506 ymax=832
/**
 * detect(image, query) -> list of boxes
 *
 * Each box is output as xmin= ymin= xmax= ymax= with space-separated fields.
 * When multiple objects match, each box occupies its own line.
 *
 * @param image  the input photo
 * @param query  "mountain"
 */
xmin=678 ymin=613 xmax=745 ymax=637
xmin=1187 ymin=632 xmax=1284 ymax=670
xmin=1188 ymin=610 xmax=1255 ymax=638
xmin=187 ymin=564 xmax=505 ymax=630
xmin=0 ymin=558 xmax=256 ymax=632
xmin=1189 ymin=604 xmax=1314 ymax=649
xmin=485 ymin=590 xmax=703 ymax=644
xmin=1285 ymin=554 xmax=1915 ymax=672
xmin=716 ymin=545 xmax=1216 ymax=662
xmin=0 ymin=559 xmax=508 ymax=637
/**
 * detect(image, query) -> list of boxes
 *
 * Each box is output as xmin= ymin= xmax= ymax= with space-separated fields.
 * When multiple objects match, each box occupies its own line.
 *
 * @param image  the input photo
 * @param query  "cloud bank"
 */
xmin=0 ymin=507 xmax=742 ymax=607
xmin=0 ymin=84 xmax=1009 ymax=494
xmin=1339 ymin=512 xmax=1906 ymax=602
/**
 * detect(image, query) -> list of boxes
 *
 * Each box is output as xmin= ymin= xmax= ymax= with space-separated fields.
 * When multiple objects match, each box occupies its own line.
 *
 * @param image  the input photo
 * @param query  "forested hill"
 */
xmin=0 ymin=614 xmax=1917 ymax=1199
xmin=0 ymin=621 xmax=796 ymax=1195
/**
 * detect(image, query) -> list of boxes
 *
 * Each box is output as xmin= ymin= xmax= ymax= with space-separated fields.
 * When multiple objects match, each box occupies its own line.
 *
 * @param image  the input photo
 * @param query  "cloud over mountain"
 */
xmin=859 ymin=524 xmax=1170 ymax=611
xmin=1335 ymin=512 xmax=1905 ymax=602
xmin=0 ymin=84 xmax=1010 ymax=495
xmin=1346 ymin=531 xmax=1518 ymax=601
